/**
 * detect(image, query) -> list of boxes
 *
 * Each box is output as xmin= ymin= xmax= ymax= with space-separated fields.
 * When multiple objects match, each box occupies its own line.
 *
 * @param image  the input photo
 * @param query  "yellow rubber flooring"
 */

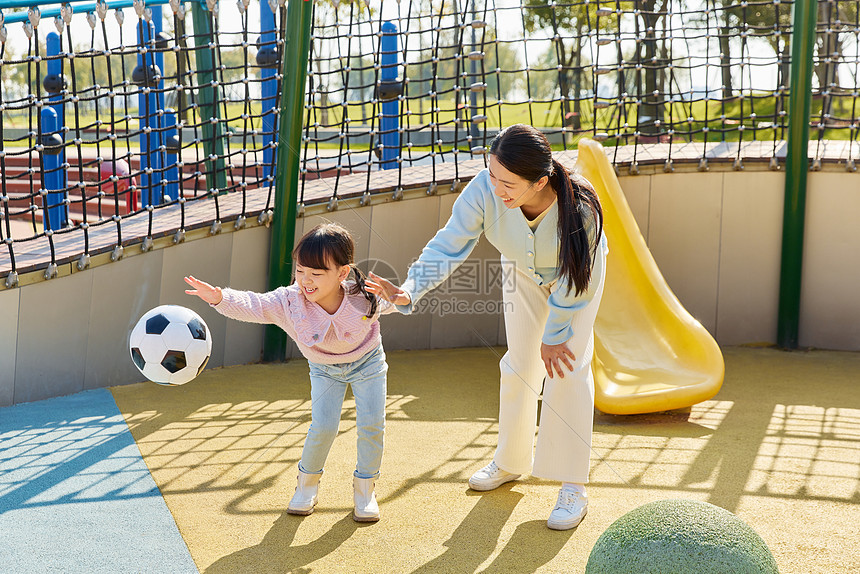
xmin=110 ymin=346 xmax=860 ymax=574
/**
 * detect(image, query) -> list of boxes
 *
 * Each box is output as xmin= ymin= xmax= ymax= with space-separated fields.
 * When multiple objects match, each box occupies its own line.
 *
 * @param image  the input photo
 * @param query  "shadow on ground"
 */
xmin=109 ymin=346 xmax=860 ymax=573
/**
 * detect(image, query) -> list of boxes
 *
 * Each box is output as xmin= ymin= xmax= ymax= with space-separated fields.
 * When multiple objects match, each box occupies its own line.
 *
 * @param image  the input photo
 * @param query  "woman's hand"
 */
xmin=365 ymin=272 xmax=412 ymax=306
xmin=184 ymin=276 xmax=223 ymax=305
xmin=541 ymin=342 xmax=576 ymax=379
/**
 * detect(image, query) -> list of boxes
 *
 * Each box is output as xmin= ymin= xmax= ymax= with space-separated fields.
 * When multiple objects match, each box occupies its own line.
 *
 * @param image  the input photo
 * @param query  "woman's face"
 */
xmin=488 ymin=155 xmax=548 ymax=210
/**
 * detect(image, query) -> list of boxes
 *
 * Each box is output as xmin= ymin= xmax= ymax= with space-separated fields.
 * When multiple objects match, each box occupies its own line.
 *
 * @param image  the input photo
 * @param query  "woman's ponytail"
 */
xmin=490 ymin=124 xmax=603 ymax=296
xmin=550 ymin=158 xmax=603 ymax=296
xmin=349 ymin=264 xmax=378 ymax=319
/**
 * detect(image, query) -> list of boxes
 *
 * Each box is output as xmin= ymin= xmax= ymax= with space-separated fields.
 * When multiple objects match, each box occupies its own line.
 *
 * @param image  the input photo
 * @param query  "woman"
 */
xmin=367 ymin=124 xmax=607 ymax=531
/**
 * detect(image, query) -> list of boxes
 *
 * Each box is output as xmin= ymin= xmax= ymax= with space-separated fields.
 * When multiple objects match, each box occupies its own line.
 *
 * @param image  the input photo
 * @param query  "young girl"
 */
xmin=184 ymin=222 xmax=396 ymax=522
xmin=368 ymin=124 xmax=607 ymax=531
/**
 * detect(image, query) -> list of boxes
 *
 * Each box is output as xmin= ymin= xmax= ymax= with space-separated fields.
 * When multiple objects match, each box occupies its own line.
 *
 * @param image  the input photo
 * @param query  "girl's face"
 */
xmin=488 ymin=155 xmax=549 ymax=210
xmin=295 ymin=259 xmax=350 ymax=304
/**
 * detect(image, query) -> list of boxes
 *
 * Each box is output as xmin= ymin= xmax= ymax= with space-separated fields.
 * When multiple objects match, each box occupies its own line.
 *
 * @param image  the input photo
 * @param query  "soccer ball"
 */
xmin=129 ymin=305 xmax=212 ymax=385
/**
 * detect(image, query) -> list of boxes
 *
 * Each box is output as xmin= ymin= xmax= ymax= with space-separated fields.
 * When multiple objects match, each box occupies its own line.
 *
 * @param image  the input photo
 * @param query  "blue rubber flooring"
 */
xmin=0 ymin=389 xmax=198 ymax=574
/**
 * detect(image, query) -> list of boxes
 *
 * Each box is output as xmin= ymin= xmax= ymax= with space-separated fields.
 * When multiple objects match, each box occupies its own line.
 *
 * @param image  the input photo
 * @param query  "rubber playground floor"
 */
xmin=1 ymin=346 xmax=858 ymax=574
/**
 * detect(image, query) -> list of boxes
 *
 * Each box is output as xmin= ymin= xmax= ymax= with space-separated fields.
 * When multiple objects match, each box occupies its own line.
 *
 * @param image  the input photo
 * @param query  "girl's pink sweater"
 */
xmin=214 ymin=281 xmax=395 ymax=364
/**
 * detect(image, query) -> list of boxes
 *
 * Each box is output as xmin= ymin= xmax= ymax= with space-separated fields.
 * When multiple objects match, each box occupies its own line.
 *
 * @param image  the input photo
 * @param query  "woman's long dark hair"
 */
xmin=292 ymin=222 xmax=377 ymax=318
xmin=489 ymin=124 xmax=603 ymax=296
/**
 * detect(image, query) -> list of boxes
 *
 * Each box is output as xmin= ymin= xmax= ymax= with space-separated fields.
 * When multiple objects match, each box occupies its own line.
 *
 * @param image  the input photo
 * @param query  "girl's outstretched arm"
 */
xmin=186 ymin=277 xmax=293 ymax=330
xmin=184 ymin=276 xmax=223 ymax=305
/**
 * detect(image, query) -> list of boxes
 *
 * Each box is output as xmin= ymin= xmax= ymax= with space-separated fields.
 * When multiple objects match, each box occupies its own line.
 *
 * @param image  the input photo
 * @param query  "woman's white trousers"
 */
xmin=494 ymin=253 xmax=606 ymax=483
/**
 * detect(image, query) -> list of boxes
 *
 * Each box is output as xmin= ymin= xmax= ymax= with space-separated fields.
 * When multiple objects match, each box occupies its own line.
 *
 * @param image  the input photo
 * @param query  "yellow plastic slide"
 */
xmin=575 ymin=138 xmax=725 ymax=415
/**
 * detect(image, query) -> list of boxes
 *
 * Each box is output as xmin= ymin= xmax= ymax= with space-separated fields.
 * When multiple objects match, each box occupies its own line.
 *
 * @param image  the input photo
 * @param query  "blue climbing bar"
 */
xmin=164 ymin=108 xmax=180 ymax=200
xmin=45 ymin=32 xmax=67 ymax=201
xmin=260 ymin=0 xmax=278 ymax=183
xmin=379 ymin=21 xmax=400 ymax=170
xmin=151 ymin=5 xmax=168 ymax=198
xmin=40 ymin=107 xmax=67 ymax=231
xmin=136 ymin=13 xmax=163 ymax=207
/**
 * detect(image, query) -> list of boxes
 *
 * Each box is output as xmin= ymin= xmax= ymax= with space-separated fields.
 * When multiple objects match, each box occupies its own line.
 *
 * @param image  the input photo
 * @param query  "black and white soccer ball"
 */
xmin=129 ymin=305 xmax=212 ymax=385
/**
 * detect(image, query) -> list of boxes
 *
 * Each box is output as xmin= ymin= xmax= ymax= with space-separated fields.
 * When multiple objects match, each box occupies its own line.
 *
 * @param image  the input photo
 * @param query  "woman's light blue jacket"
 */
xmin=396 ymin=168 xmax=609 ymax=346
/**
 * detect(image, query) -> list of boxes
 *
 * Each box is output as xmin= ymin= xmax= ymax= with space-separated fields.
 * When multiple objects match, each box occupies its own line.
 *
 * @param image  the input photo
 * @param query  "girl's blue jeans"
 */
xmin=299 ymin=345 xmax=387 ymax=479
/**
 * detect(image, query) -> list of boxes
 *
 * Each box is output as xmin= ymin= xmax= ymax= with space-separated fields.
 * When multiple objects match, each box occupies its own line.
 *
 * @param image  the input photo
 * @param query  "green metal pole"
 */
xmin=777 ymin=0 xmax=817 ymax=349
xmin=191 ymin=2 xmax=227 ymax=194
xmin=263 ymin=0 xmax=313 ymax=362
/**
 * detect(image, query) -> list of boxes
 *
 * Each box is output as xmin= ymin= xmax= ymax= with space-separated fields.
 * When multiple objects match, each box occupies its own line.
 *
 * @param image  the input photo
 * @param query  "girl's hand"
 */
xmin=184 ymin=276 xmax=223 ymax=305
xmin=541 ymin=342 xmax=576 ymax=379
xmin=365 ymin=271 xmax=412 ymax=306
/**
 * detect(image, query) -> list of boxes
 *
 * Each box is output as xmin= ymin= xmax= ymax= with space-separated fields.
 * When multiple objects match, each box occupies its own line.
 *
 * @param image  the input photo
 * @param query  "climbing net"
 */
xmin=3 ymin=0 xmax=860 ymax=282
xmin=1 ymin=0 xmax=285 ymax=281
xmin=300 ymin=0 xmax=860 ymax=200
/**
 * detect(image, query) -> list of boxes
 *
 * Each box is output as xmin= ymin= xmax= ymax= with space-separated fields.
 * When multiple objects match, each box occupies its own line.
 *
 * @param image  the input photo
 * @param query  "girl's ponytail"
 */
xmin=349 ymin=264 xmax=378 ymax=319
xmin=550 ymin=158 xmax=603 ymax=296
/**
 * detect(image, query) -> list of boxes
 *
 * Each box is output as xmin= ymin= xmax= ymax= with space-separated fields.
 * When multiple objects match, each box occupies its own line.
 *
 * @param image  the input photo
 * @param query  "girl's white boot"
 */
xmin=353 ymin=476 xmax=380 ymax=522
xmin=287 ymin=469 xmax=321 ymax=515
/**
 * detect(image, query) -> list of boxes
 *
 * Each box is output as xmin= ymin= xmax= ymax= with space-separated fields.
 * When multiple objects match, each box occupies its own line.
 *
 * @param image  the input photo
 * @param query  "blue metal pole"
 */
xmin=261 ymin=0 xmax=277 ymax=183
xmin=137 ymin=17 xmax=162 ymax=206
xmin=152 ymin=6 xmax=165 ymax=95
xmin=152 ymin=5 xmax=167 ymax=196
xmin=380 ymin=21 xmax=399 ymax=170
xmin=40 ymin=107 xmax=67 ymax=231
xmin=46 ymin=32 xmax=66 ymax=194
xmin=164 ymin=108 xmax=179 ymax=200
xmin=46 ymin=33 xmax=64 ymax=126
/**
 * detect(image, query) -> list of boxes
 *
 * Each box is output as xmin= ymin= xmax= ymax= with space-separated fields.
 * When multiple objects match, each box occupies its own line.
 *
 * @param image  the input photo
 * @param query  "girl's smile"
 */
xmin=296 ymin=261 xmax=351 ymax=314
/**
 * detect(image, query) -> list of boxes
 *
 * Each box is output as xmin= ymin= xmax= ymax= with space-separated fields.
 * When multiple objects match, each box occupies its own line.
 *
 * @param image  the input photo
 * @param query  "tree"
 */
xmin=529 ymin=44 xmax=591 ymax=118
xmin=522 ymin=0 xmax=636 ymax=132
xmin=401 ymin=32 xmax=522 ymax=103
xmin=309 ymin=0 xmax=379 ymax=127
xmin=718 ymin=0 xmax=736 ymax=99
xmin=632 ymin=0 xmax=669 ymax=135
xmin=344 ymin=55 xmax=375 ymax=120
xmin=812 ymin=2 xmax=857 ymax=103
xmin=745 ymin=1 xmax=857 ymax=126
xmin=741 ymin=0 xmax=792 ymax=94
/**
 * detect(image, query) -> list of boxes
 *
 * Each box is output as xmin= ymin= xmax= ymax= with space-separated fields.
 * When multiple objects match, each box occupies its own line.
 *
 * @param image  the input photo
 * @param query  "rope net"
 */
xmin=1 ymin=0 xmax=284 ymax=281
xmin=2 ymin=0 xmax=860 ymax=282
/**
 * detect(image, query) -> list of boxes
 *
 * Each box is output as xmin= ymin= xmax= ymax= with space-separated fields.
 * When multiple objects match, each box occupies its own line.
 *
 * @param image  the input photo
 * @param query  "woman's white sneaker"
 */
xmin=468 ymin=461 xmax=521 ymax=491
xmin=547 ymin=487 xmax=588 ymax=530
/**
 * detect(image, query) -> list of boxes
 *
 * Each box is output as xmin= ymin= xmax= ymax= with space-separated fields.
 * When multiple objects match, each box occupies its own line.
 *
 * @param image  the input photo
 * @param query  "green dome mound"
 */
xmin=585 ymin=499 xmax=779 ymax=574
